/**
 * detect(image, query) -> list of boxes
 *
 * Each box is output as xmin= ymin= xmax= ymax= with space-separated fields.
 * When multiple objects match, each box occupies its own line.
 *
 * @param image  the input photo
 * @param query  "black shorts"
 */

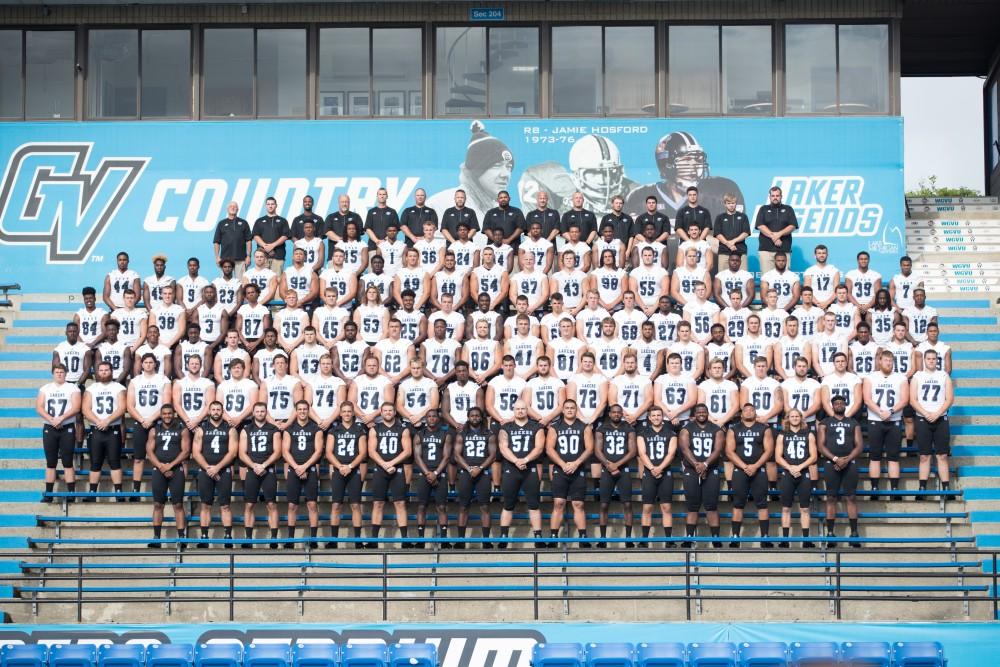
xmin=551 ymin=467 xmax=587 ymax=502
xmin=457 ymin=468 xmax=492 ymax=508
xmin=42 ymin=425 xmax=75 ymax=469
xmin=415 ymin=471 xmax=449 ymax=507
xmin=371 ymin=467 xmax=407 ymax=502
xmin=598 ymin=466 xmax=634 ymax=505
xmin=868 ymin=420 xmax=902 ymax=462
xmin=778 ymin=469 xmax=813 ymax=508
xmin=915 ymin=416 xmax=951 ymax=456
xmin=244 ymin=468 xmax=277 ymax=503
xmin=641 ymin=469 xmax=674 ymax=505
xmin=197 ymin=468 xmax=233 ymax=506
xmin=131 ymin=423 xmax=153 ymax=461
xmin=151 ymin=466 xmax=186 ymax=504
xmin=286 ymin=466 xmax=320 ymax=504
xmin=501 ymin=464 xmax=541 ymax=511
xmin=823 ymin=459 xmax=859 ymax=499
xmin=331 ymin=469 xmax=363 ymax=504
xmin=682 ymin=466 xmax=721 ymax=512
xmin=731 ymin=468 xmax=769 ymax=510
xmin=902 ymin=404 xmax=916 ymax=419
xmin=88 ymin=425 xmax=122 ymax=472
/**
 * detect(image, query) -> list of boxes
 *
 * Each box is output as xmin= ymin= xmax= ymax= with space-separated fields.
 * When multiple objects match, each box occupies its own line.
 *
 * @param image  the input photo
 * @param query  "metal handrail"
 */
xmin=1 ymin=542 xmax=997 ymax=622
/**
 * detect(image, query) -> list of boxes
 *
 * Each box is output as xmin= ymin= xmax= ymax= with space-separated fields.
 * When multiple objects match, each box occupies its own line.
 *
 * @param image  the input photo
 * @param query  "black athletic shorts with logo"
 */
xmin=152 ymin=467 xmax=186 ymax=504
xmin=598 ymin=466 xmax=634 ymax=505
xmin=915 ymin=416 xmax=951 ymax=456
xmin=371 ymin=467 xmax=406 ymax=502
xmin=89 ymin=425 xmax=122 ymax=471
xmin=551 ymin=468 xmax=587 ymax=501
xmin=501 ymin=464 xmax=541 ymax=511
xmin=641 ymin=470 xmax=674 ymax=505
xmin=244 ymin=468 xmax=277 ymax=503
xmin=43 ymin=424 xmax=75 ymax=469
xmin=682 ymin=466 xmax=721 ymax=512
xmin=779 ymin=469 xmax=813 ymax=508
xmin=197 ymin=468 xmax=233 ymax=506
xmin=286 ymin=466 xmax=320 ymax=504
xmin=731 ymin=468 xmax=769 ymax=509
xmin=867 ymin=420 xmax=902 ymax=462
xmin=457 ymin=468 xmax=492 ymax=507
xmin=415 ymin=471 xmax=449 ymax=507
xmin=823 ymin=459 xmax=859 ymax=499
xmin=331 ymin=468 xmax=363 ymax=504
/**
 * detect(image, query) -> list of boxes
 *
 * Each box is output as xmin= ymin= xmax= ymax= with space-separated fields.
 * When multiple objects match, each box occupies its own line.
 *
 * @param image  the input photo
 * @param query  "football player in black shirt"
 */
xmin=546 ymin=400 xmax=594 ymax=547
xmin=775 ymin=408 xmax=818 ymax=549
xmin=326 ymin=402 xmax=367 ymax=548
xmin=454 ymin=407 xmax=498 ymax=548
xmin=637 ymin=407 xmax=678 ymax=547
xmin=282 ymin=401 xmax=324 ymax=548
xmin=191 ymin=400 xmax=238 ymax=547
xmin=239 ymin=402 xmax=283 ymax=548
xmin=414 ymin=409 xmax=453 ymax=547
xmin=147 ymin=404 xmax=190 ymax=548
xmin=726 ymin=403 xmax=774 ymax=548
xmin=498 ymin=400 xmax=546 ymax=548
xmin=817 ymin=395 xmax=864 ymax=549
xmin=678 ymin=404 xmax=724 ymax=548
xmin=594 ymin=404 xmax=637 ymax=548
xmin=368 ymin=402 xmax=412 ymax=548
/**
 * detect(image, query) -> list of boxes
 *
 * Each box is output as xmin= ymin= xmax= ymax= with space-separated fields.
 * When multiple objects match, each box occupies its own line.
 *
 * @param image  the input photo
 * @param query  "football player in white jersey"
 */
xmin=654 ymin=353 xmax=698 ymax=427
xmin=848 ymin=322 xmax=878 ymax=377
xmin=305 ymin=355 xmax=347 ymax=431
xmin=177 ymin=257 xmax=210 ymax=314
xmin=803 ymin=244 xmax=839 ymax=309
xmin=668 ymin=321 xmax=705 ymax=380
xmin=676 ymin=222 xmax=713 ymax=273
xmin=349 ymin=356 xmax=395 ymax=426
xmin=174 ymin=355 xmax=216 ymax=432
xmin=759 ymin=251 xmax=800 ymax=311
xmin=393 ymin=247 xmax=431 ymax=311
xmin=566 ymin=352 xmax=608 ymax=425
xmin=414 ymin=220 xmax=447 ymax=275
xmin=880 ymin=322 xmax=916 ymax=379
xmin=820 ymin=352 xmax=863 ymax=419
xmin=133 ymin=325 xmax=173 ymax=380
xmin=915 ymin=322 xmax=952 ymax=374
xmin=53 ymin=322 xmax=92 ymax=387
xmin=890 ymin=255 xmax=923 ymax=313
xmin=174 ymin=323 xmax=211 ymax=380
xmin=827 ymin=285 xmax=859 ymax=341
xmin=354 ymin=284 xmax=390 ymax=344
xmin=76 ymin=286 xmax=109 ymax=348
xmin=243 ymin=249 xmax=279 ymax=305
xmin=519 ymin=220 xmax=554 ymax=273
xmin=111 ymin=289 xmax=148 ymax=350
xmin=274 ymin=290 xmax=310 ymax=353
xmin=505 ymin=314 xmax=545 ymax=379
xmin=294 ymin=220 xmax=325 ymax=272
xmin=443 ymin=361 xmax=485 ymax=430
xmin=427 ymin=293 xmax=465 ymax=341
xmin=373 ymin=319 xmax=416 ymax=385
xmin=590 ymin=248 xmax=627 ymax=312
xmin=868 ymin=289 xmax=898 ymax=346
xmin=670 ymin=246 xmax=710 ymax=308
xmin=591 ymin=221 xmax=626 ymax=269
xmin=281 ymin=248 xmax=319 ymax=305
xmin=469 ymin=247 xmax=509 ymax=312
xmin=127 ymin=353 xmax=172 ymax=497
xmin=734 ymin=314 xmax=772 ymax=379
xmin=610 ymin=352 xmax=654 ymax=424
xmin=758 ymin=289 xmax=788 ymax=342
xmin=697 ymin=358 xmax=740 ymax=431
xmin=150 ymin=286 xmax=186 ymax=350
xmin=394 ymin=290 xmax=427 ymax=345
xmin=82 ymin=361 xmax=128 ymax=498
xmin=525 ymin=355 xmax=567 ymax=427
xmin=775 ymin=316 xmax=811 ymax=380
xmin=575 ymin=290 xmax=611 ymax=344
xmin=790 ymin=287 xmax=824 ymax=342
xmin=844 ymin=251 xmax=882 ymax=320
xmin=236 ymin=283 xmax=271 ymax=355
xmin=612 ymin=291 xmax=647 ymax=343
xmin=741 ymin=357 xmax=783 ymax=427
xmin=485 ymin=356 xmax=528 ymax=425
xmin=312 ymin=287 xmax=351 ymax=347
xmin=290 ymin=326 xmax=326 ymax=384
xmin=195 ymin=284 xmax=228 ymax=352
xmin=547 ymin=317 xmax=587 ymax=382
xmin=863 ymin=350 xmax=909 ymax=498
xmin=331 ymin=321 xmax=368 ymax=382
xmin=430 ymin=253 xmax=470 ymax=312
xmin=422 ymin=319 xmax=462 ymax=386
xmin=361 ymin=255 xmax=394 ymax=306
xmin=509 ymin=251 xmax=549 ymax=314
xmin=705 ymin=323 xmax=736 ymax=379
xmin=103 ymin=251 xmax=141 ymax=310
xmin=902 ymin=288 xmax=938 ymax=344
xmin=781 ymin=356 xmax=822 ymax=425
xmin=38 ymin=364 xmax=82 ymax=501
xmin=682 ymin=281 xmax=720 ymax=345
xmin=212 ymin=259 xmax=242 ymax=318
xmin=253 ymin=328 xmax=282 ymax=384
xmin=633 ymin=320 xmax=667 ymax=379
xmin=911 ymin=349 xmax=954 ymax=495
xmin=318 ymin=249 xmax=358 ymax=309
xmin=143 ymin=254 xmax=175 ymax=312
xmin=631 ymin=246 xmax=670 ymax=316
xmin=714 ymin=252 xmax=755 ymax=310
xmin=259 ymin=354 xmax=303 ymax=431
xmin=502 ymin=295 xmax=541 ymax=339
xmin=811 ymin=312 xmax=847 ymax=378
xmin=721 ymin=288 xmax=752 ymax=342
xmin=550 ymin=250 xmax=588 ymax=313
xmin=217 ymin=358 xmax=257 ymax=429
xmin=96 ymin=319 xmax=132 ymax=384
xmin=539 ymin=294 xmax=573 ymax=344
xmin=464 ymin=318 xmax=502 ymax=385
xmin=590 ymin=317 xmax=629 ymax=379
xmin=397 ymin=357 xmax=440 ymax=427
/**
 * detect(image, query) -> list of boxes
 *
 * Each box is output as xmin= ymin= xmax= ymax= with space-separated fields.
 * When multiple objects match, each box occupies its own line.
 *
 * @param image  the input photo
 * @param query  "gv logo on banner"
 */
xmin=0 ymin=143 xmax=148 ymax=263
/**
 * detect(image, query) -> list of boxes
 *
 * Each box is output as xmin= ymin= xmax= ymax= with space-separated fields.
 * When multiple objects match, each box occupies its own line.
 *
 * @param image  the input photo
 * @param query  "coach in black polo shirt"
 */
xmin=600 ymin=194 xmax=633 ymax=247
xmin=252 ymin=196 xmax=290 ymax=274
xmin=754 ymin=186 xmax=798 ymax=274
xmin=290 ymin=195 xmax=324 ymax=241
xmin=483 ymin=190 xmax=525 ymax=248
xmin=713 ymin=193 xmax=751 ymax=270
xmin=214 ymin=201 xmax=252 ymax=278
xmin=560 ymin=191 xmax=598 ymax=244
xmin=525 ymin=191 xmax=561 ymax=244
xmin=364 ymin=187 xmax=400 ymax=248
xmin=441 ymin=189 xmax=480 ymax=243
xmin=675 ymin=186 xmax=713 ymax=241
xmin=325 ymin=194 xmax=364 ymax=255
xmin=399 ymin=188 xmax=438 ymax=246
xmin=631 ymin=195 xmax=671 ymax=243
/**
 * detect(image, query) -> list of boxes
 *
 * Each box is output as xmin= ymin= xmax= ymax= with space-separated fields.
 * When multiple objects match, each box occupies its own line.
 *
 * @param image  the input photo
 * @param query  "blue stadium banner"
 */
xmin=0 ymin=118 xmax=903 ymax=291
xmin=0 ymin=622 xmax=989 ymax=667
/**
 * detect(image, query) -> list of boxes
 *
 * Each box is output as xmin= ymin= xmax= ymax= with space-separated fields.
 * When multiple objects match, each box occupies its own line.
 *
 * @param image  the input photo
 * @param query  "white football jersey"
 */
xmin=85 ymin=381 xmax=126 ymax=425
xmin=40 ymin=382 xmax=79 ymax=427
xmin=54 ymin=341 xmax=90 ymax=383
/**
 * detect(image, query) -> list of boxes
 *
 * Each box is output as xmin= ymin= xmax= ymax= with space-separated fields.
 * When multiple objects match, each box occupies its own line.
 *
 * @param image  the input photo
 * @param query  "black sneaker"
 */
xmin=596 ymin=541 xmax=608 ymax=549
xmin=849 ymin=533 xmax=862 ymax=549
xmin=712 ymin=541 xmax=723 ymax=549
xmin=483 ymin=542 xmax=494 ymax=550
xmin=148 ymin=542 xmax=161 ymax=549
xmin=639 ymin=540 xmax=651 ymax=549
xmin=802 ymin=541 xmax=816 ymax=549
xmin=535 ymin=541 xmax=547 ymax=550
xmin=729 ymin=541 xmax=740 ymax=549
xmin=826 ymin=532 xmax=837 ymax=550
xmin=680 ymin=541 xmax=693 ymax=549
xmin=779 ymin=541 xmax=790 ymax=549
xmin=41 ymin=494 xmax=52 ymax=504
xmin=625 ymin=541 xmax=636 ymax=549
xmin=284 ymin=542 xmax=295 ymax=550
xmin=440 ymin=541 xmax=453 ymax=550
xmin=325 ymin=541 xmax=337 ymax=550
xmin=497 ymin=541 xmax=508 ymax=550
xmin=116 ymin=495 xmax=127 ymax=503
xmin=454 ymin=541 xmax=465 ymax=551
xmin=240 ymin=542 xmax=252 ymax=550
xmin=269 ymin=541 xmax=279 ymax=550
xmin=761 ymin=541 xmax=775 ymax=549
xmin=196 ymin=541 xmax=209 ymax=550
xmin=578 ymin=541 xmax=592 ymax=549
xmin=129 ymin=495 xmax=139 ymax=504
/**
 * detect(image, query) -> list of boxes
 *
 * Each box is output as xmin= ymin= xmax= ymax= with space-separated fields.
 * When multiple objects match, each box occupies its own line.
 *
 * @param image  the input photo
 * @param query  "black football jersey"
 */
xmin=780 ymin=429 xmax=811 ymax=466
xmin=460 ymin=424 xmax=496 ymax=466
xmin=731 ymin=421 xmax=768 ymax=465
xmin=551 ymin=419 xmax=588 ymax=463
xmin=245 ymin=421 xmax=279 ymax=464
xmin=374 ymin=421 xmax=407 ymax=459
xmin=822 ymin=417 xmax=858 ymax=458
xmin=417 ymin=426 xmax=450 ymax=468
xmin=153 ymin=420 xmax=185 ymax=463
xmin=638 ymin=423 xmax=674 ymax=466
xmin=597 ymin=421 xmax=634 ymax=463
xmin=501 ymin=419 xmax=543 ymax=458
xmin=287 ymin=419 xmax=321 ymax=465
xmin=199 ymin=419 xmax=232 ymax=466
xmin=682 ymin=421 xmax=721 ymax=469
xmin=330 ymin=421 xmax=366 ymax=463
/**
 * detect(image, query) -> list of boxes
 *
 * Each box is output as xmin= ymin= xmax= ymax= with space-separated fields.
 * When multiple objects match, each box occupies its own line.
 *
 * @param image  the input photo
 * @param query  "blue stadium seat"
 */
xmin=245 ymin=645 xmax=291 ymax=667
xmin=97 ymin=644 xmax=145 ymax=667
xmin=1 ymin=644 xmax=47 ymax=667
xmin=585 ymin=643 xmax=635 ymax=667
xmin=387 ymin=644 xmax=436 ymax=667
xmin=531 ymin=643 xmax=585 ymax=667
xmin=146 ymin=644 xmax=194 ymax=667
xmin=635 ymin=643 xmax=685 ymax=667
xmin=49 ymin=644 xmax=97 ymax=667
xmin=341 ymin=644 xmax=387 ymax=667
xmin=194 ymin=645 xmax=242 ymax=667
xmin=789 ymin=643 xmax=840 ymax=667
xmin=291 ymin=644 xmax=339 ymax=667
xmin=841 ymin=642 xmax=890 ymax=667
xmin=738 ymin=642 xmax=788 ymax=667
xmin=891 ymin=643 xmax=945 ymax=667
xmin=688 ymin=643 xmax=737 ymax=667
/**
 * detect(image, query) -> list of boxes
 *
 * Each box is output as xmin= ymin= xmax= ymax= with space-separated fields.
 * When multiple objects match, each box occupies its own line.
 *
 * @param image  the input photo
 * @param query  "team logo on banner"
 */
xmin=0 ymin=143 xmax=148 ymax=263
xmin=766 ymin=176 xmax=885 ymax=238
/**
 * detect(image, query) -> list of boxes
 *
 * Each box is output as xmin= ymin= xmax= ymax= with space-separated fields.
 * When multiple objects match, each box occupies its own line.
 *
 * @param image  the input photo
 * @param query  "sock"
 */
xmin=44 ymin=482 xmax=54 ymax=495
xmin=731 ymin=521 xmax=742 ymax=538
xmin=625 ymin=525 xmax=633 ymax=537
xmin=201 ymin=527 xmax=209 ymax=539
xmin=113 ymin=483 xmax=122 ymax=493
xmin=826 ymin=519 xmax=835 ymax=534
xmin=153 ymin=526 xmax=162 ymax=539
xmin=661 ymin=526 xmax=672 ymax=538
xmin=500 ymin=527 xmax=510 ymax=537
xmin=288 ymin=526 xmax=296 ymax=539
xmin=481 ymin=526 xmax=490 ymax=538
xmin=244 ymin=527 xmax=253 ymax=539
xmin=132 ymin=481 xmax=141 ymax=492
xmin=782 ymin=527 xmax=790 ymax=537
xmin=710 ymin=527 xmax=720 ymax=538
xmin=686 ymin=525 xmax=696 ymax=537
xmin=577 ymin=529 xmax=587 ymax=539
xmin=372 ymin=525 xmax=381 ymax=538
xmin=599 ymin=525 xmax=607 ymax=537
xmin=550 ymin=530 xmax=559 ymax=538
xmin=849 ymin=518 xmax=859 ymax=534
xmin=223 ymin=527 xmax=232 ymax=539
xmin=400 ymin=526 xmax=409 ymax=539
xmin=438 ymin=526 xmax=448 ymax=538
xmin=331 ymin=525 xmax=341 ymax=538
xmin=270 ymin=528 xmax=278 ymax=540
xmin=533 ymin=531 xmax=542 ymax=538
xmin=417 ymin=526 xmax=426 ymax=537
xmin=176 ymin=527 xmax=185 ymax=539
xmin=353 ymin=527 xmax=362 ymax=538
xmin=759 ymin=519 xmax=770 ymax=537
xmin=309 ymin=527 xmax=317 ymax=538
xmin=870 ymin=479 xmax=879 ymax=491
xmin=889 ymin=478 xmax=900 ymax=491
xmin=942 ymin=481 xmax=951 ymax=490
xmin=802 ymin=528 xmax=810 ymax=537
xmin=458 ymin=526 xmax=467 ymax=538
xmin=642 ymin=526 xmax=651 ymax=537
xmin=90 ymin=482 xmax=99 ymax=493
xmin=919 ymin=480 xmax=928 ymax=491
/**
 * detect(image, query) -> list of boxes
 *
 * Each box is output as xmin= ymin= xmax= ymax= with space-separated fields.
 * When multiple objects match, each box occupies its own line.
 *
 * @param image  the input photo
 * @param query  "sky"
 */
xmin=902 ymin=76 xmax=985 ymax=193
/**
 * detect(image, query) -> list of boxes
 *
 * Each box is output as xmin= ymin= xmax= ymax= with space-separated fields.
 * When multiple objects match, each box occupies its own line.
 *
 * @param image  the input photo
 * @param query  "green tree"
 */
xmin=906 ymin=175 xmax=981 ymax=198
